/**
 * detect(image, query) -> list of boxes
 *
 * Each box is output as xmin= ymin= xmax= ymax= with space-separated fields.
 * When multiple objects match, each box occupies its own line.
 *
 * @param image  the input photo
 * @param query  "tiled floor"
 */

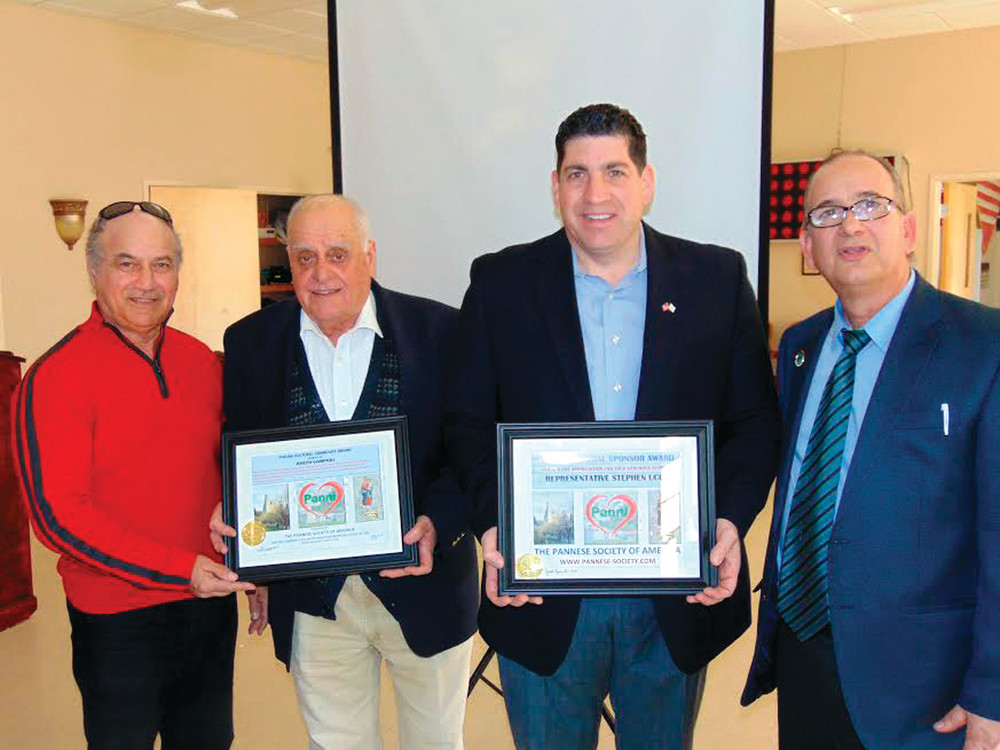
xmin=0 ymin=496 xmax=777 ymax=748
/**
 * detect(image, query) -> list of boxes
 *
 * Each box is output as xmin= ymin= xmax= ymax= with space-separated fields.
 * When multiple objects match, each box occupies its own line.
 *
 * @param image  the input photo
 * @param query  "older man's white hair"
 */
xmin=286 ymin=194 xmax=371 ymax=246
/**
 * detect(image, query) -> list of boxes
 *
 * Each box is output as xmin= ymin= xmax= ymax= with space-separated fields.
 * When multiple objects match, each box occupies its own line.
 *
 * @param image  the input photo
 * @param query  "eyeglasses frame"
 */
xmin=805 ymin=195 xmax=896 ymax=229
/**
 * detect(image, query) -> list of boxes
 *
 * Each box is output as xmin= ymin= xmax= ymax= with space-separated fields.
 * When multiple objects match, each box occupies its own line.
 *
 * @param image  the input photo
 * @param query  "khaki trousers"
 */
xmin=290 ymin=575 xmax=472 ymax=750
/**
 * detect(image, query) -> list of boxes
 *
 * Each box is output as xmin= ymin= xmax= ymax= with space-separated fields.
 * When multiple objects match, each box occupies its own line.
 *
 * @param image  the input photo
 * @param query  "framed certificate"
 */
xmin=497 ymin=421 xmax=716 ymax=596
xmin=222 ymin=417 xmax=417 ymax=583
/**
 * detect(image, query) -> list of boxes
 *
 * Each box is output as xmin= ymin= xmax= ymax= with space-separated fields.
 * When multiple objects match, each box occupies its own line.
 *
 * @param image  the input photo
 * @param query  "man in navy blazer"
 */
xmin=743 ymin=151 xmax=1000 ymax=749
xmin=445 ymin=104 xmax=780 ymax=748
xmin=218 ymin=195 xmax=478 ymax=749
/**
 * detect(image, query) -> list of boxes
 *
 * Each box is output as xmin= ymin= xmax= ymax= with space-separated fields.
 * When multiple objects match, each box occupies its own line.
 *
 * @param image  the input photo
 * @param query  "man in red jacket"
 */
xmin=13 ymin=201 xmax=253 ymax=749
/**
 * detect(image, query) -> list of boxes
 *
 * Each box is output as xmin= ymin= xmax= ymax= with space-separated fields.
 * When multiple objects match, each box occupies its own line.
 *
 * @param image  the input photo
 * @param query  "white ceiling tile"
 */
xmin=197 ymin=19 xmax=290 ymax=42
xmin=814 ymin=0 xmax=1000 ymax=17
xmin=246 ymin=7 xmax=326 ymax=36
xmin=937 ymin=4 xmax=1000 ymax=28
xmin=128 ymin=5 xmax=244 ymax=33
xmin=248 ymin=31 xmax=327 ymax=60
xmin=816 ymin=0 xmax=938 ymax=12
xmin=777 ymin=0 xmax=874 ymax=46
xmin=19 ymin=0 xmax=1000 ymax=64
xmin=37 ymin=1 xmax=115 ymax=18
xmin=220 ymin=0 xmax=312 ymax=18
xmin=41 ymin=0 xmax=168 ymax=15
xmin=850 ymin=10 xmax=951 ymax=36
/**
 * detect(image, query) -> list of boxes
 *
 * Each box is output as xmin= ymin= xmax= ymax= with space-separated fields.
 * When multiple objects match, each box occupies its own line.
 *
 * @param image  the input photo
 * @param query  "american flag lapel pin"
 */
xmin=661 ymin=301 xmax=676 ymax=313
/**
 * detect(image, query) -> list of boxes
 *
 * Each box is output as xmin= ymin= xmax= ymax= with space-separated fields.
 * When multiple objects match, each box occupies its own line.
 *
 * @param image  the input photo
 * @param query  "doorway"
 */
xmin=145 ymin=185 xmax=303 ymax=351
xmin=928 ymin=174 xmax=1000 ymax=308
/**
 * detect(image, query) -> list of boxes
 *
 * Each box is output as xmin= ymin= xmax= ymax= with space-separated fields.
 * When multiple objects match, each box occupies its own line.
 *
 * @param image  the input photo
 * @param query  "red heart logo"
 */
xmin=298 ymin=480 xmax=345 ymax=517
xmin=585 ymin=493 xmax=637 ymax=538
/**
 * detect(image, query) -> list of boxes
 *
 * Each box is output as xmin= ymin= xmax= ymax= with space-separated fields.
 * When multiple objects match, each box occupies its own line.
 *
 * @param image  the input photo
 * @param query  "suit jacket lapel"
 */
xmin=839 ymin=276 xmax=943 ymax=503
xmin=635 ymin=226 xmax=684 ymax=418
xmin=762 ymin=312 xmax=830 ymax=583
xmin=777 ymin=315 xmax=830 ymax=501
xmin=531 ymin=231 xmax=595 ymax=421
xmin=275 ymin=299 xmax=304 ymax=427
xmin=371 ymin=281 xmax=408 ymax=412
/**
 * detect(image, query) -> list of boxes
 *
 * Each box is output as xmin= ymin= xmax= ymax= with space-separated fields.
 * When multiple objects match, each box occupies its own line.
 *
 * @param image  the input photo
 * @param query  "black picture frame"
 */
xmin=222 ymin=416 xmax=417 ymax=583
xmin=497 ymin=421 xmax=716 ymax=596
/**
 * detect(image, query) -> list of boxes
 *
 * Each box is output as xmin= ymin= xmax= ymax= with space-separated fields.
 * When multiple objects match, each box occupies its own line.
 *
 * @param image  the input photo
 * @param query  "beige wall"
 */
xmin=0 ymin=4 xmax=331 ymax=362
xmin=768 ymin=25 xmax=1000 ymax=343
xmin=7 ymin=5 xmax=1000 ymax=357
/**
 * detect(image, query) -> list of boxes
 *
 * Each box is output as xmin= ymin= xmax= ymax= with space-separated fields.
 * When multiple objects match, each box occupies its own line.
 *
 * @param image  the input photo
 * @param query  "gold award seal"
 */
xmin=515 ymin=553 xmax=544 ymax=579
xmin=242 ymin=521 xmax=266 ymax=547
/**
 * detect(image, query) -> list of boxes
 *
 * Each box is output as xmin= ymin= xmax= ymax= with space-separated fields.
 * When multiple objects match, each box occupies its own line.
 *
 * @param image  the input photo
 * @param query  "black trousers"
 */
xmin=68 ymin=595 xmax=238 ymax=750
xmin=775 ymin=619 xmax=866 ymax=750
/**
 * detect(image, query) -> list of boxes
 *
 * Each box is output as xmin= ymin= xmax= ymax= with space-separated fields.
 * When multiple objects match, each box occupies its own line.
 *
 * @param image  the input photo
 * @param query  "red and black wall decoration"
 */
xmin=768 ymin=160 xmax=819 ymax=241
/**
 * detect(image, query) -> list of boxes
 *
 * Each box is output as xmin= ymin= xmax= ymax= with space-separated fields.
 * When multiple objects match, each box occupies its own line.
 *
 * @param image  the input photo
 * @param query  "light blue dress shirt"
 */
xmin=572 ymin=233 xmax=648 ymax=421
xmin=777 ymin=270 xmax=916 ymax=568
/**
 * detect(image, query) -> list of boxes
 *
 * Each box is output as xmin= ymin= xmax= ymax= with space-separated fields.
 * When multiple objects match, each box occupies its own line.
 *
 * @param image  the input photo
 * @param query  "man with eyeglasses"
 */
xmin=12 ymin=201 xmax=253 ymax=749
xmin=743 ymin=151 xmax=1000 ymax=749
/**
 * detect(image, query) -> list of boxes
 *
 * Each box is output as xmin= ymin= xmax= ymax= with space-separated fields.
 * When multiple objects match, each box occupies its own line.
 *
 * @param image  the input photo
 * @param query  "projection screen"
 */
xmin=330 ymin=1 xmax=773 ymax=314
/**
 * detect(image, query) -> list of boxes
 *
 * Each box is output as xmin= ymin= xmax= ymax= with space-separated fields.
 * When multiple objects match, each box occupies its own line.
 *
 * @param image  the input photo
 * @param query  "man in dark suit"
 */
xmin=217 ymin=195 xmax=478 ymax=749
xmin=743 ymin=151 xmax=1000 ymax=749
xmin=444 ymin=103 xmax=780 ymax=748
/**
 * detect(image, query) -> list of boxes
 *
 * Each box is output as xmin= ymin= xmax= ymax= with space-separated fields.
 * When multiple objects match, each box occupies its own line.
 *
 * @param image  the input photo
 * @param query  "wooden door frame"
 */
xmin=927 ymin=170 xmax=1000 ymax=290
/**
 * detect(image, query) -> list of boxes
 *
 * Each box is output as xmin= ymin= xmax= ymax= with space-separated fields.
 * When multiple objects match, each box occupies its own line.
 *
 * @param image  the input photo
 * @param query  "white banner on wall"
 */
xmin=335 ymin=1 xmax=770 ymax=306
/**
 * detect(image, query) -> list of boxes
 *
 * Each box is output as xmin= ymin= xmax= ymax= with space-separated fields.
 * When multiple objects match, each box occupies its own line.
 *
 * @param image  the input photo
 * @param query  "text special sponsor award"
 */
xmin=497 ymin=421 xmax=716 ymax=596
xmin=222 ymin=417 xmax=416 ymax=582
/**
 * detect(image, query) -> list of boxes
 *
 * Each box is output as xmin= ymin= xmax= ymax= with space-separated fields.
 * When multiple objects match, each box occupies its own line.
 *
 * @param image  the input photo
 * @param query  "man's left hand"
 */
xmin=380 ymin=515 xmax=436 ymax=578
xmin=190 ymin=554 xmax=255 ymax=598
xmin=935 ymin=704 xmax=1000 ymax=749
xmin=686 ymin=518 xmax=740 ymax=606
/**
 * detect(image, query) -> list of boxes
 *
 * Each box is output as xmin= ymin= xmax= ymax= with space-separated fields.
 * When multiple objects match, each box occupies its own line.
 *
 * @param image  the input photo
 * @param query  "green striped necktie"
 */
xmin=778 ymin=328 xmax=871 ymax=641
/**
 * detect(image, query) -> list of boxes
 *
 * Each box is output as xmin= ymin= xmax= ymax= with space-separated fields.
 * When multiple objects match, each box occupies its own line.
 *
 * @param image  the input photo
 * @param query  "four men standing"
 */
xmin=13 ymin=114 xmax=998 ymax=750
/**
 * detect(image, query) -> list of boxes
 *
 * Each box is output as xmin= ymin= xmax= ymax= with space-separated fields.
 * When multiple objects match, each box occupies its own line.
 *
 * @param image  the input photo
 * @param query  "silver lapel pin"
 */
xmin=793 ymin=349 xmax=806 ymax=368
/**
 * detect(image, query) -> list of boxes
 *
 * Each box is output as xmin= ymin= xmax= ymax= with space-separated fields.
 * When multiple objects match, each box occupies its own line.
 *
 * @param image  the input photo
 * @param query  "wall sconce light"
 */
xmin=49 ymin=199 xmax=88 ymax=251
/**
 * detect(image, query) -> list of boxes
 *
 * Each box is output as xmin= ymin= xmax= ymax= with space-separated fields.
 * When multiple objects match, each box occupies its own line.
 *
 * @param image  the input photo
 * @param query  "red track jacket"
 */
xmin=13 ymin=304 xmax=224 ymax=614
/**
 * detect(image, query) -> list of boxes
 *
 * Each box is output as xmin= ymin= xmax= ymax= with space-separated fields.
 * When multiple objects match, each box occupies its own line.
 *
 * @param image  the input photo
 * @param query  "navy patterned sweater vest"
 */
xmin=284 ymin=333 xmax=401 ymax=620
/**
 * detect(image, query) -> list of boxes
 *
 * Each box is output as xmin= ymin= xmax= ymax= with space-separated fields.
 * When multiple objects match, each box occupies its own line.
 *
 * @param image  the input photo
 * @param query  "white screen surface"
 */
xmin=336 ymin=1 xmax=768 ymax=306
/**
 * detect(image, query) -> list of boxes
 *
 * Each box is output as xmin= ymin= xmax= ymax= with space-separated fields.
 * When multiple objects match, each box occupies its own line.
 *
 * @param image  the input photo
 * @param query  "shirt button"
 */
xmin=611 ymin=334 xmax=621 ymax=346
xmin=613 ymin=383 xmax=623 ymax=393
xmin=339 ymin=400 xmax=348 ymax=407
xmin=607 ymin=293 xmax=615 ymax=301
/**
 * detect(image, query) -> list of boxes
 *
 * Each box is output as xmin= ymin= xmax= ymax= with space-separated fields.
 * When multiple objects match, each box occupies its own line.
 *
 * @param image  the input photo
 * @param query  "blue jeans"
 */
xmin=498 ymin=598 xmax=705 ymax=750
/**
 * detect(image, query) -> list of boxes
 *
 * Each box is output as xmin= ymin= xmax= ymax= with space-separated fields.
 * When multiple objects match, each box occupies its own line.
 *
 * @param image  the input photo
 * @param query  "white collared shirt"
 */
xmin=299 ymin=292 xmax=383 ymax=421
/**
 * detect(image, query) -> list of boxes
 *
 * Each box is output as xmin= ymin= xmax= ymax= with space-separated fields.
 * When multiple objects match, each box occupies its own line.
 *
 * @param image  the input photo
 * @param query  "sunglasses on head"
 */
xmin=98 ymin=201 xmax=174 ymax=226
